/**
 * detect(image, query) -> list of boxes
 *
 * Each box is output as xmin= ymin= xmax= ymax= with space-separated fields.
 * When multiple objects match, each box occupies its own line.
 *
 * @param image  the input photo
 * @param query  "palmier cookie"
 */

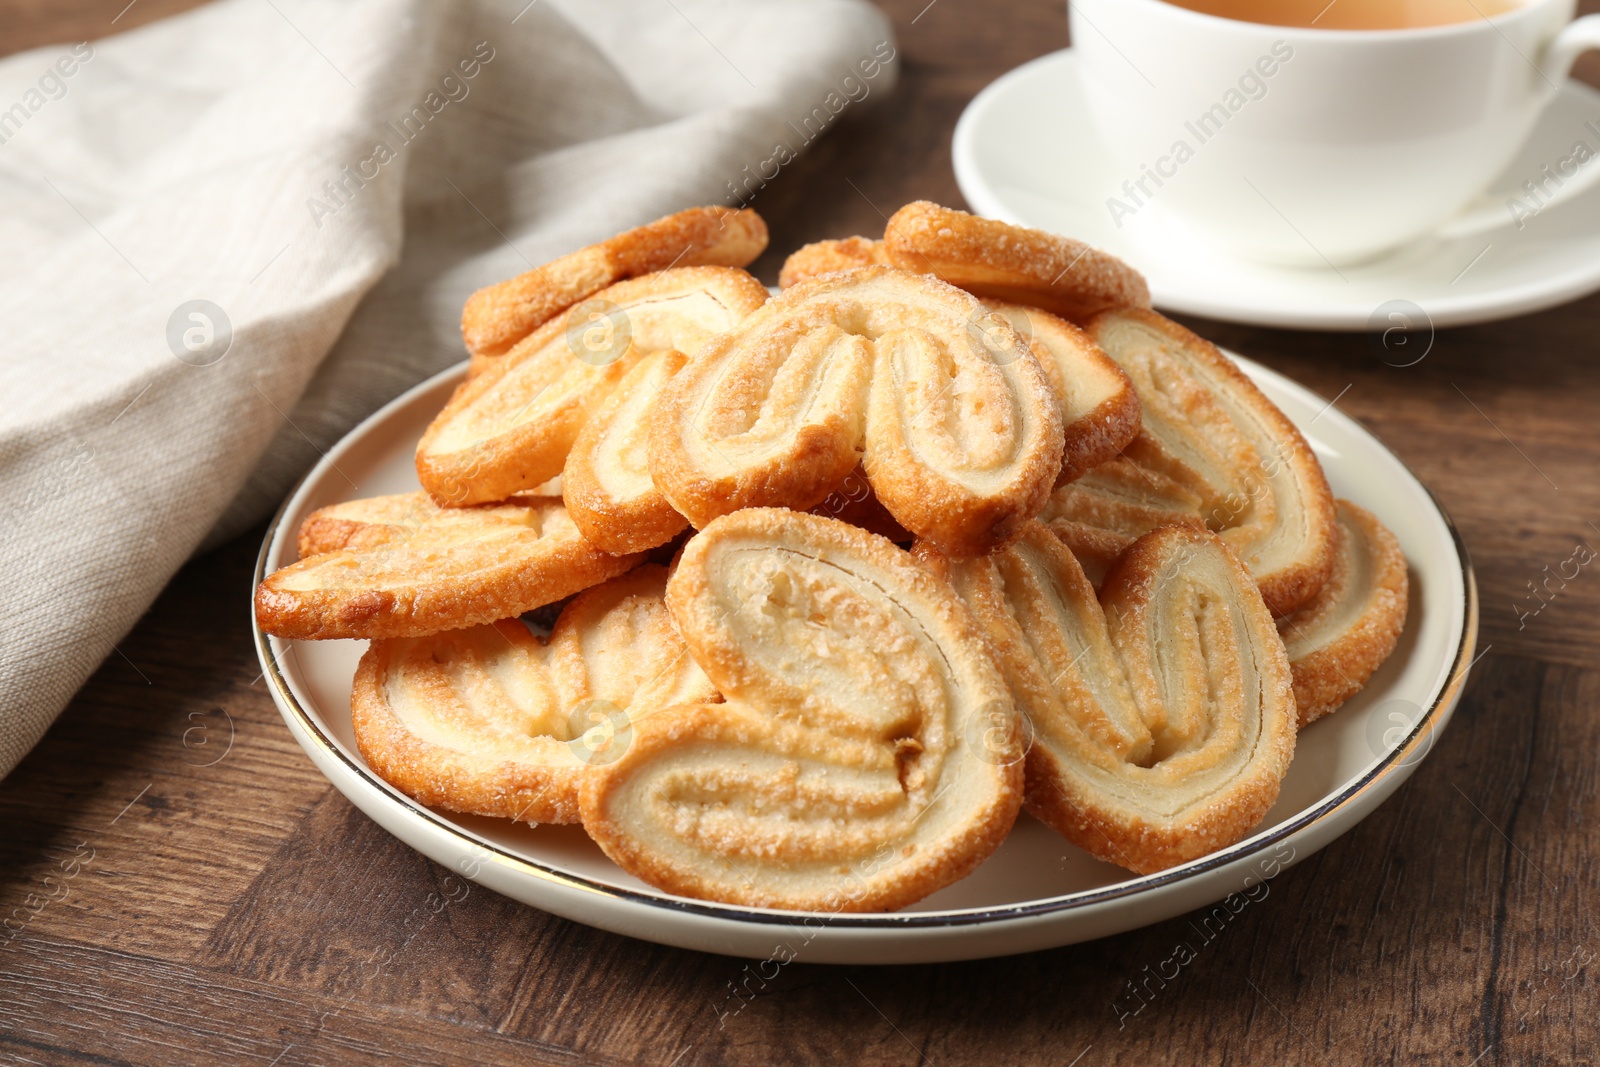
xmin=919 ymin=522 xmax=1296 ymax=875
xmin=883 ymin=202 xmax=1151 ymax=323
xmin=1042 ymin=459 xmax=1206 ymax=586
xmin=352 ymin=565 xmax=717 ymax=825
xmin=418 ymin=267 xmax=769 ymax=507
xmin=579 ymin=509 xmax=1025 ymax=912
xmin=561 ymin=349 xmax=694 ymax=554
xmin=297 ymin=490 xmax=448 ymax=557
xmin=1277 ymin=500 xmax=1409 ymax=727
xmin=647 ymin=266 xmax=1065 ymax=558
xmin=1045 ymin=309 xmax=1338 ymax=616
xmin=567 ymin=364 xmax=916 ymax=553
xmin=779 ymin=249 xmax=1140 ymax=488
xmin=462 ymin=206 xmax=768 ymax=361
xmin=777 ymin=236 xmax=890 ymax=289
xmin=985 ymin=302 xmax=1140 ymax=486
xmin=256 ymin=493 xmax=643 ymax=640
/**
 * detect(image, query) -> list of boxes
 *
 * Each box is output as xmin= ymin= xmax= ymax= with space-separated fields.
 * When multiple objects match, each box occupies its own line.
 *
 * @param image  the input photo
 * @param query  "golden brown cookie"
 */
xmin=418 ymin=267 xmax=770 ymax=507
xmin=352 ymin=565 xmax=717 ymax=825
xmin=1041 ymin=459 xmax=1206 ymax=585
xmin=462 ymin=206 xmax=768 ymax=361
xmin=1043 ymin=309 xmax=1338 ymax=616
xmin=296 ymin=491 xmax=445 ymax=558
xmin=778 ymin=244 xmax=1140 ymax=490
xmin=579 ymin=509 xmax=1024 ymax=912
xmin=920 ymin=522 xmax=1297 ymax=875
xmin=647 ymin=266 xmax=1065 ymax=557
xmin=883 ymin=201 xmax=1151 ymax=324
xmin=1277 ymin=500 xmax=1409 ymax=727
xmin=256 ymin=493 xmax=643 ymax=640
xmin=777 ymin=236 xmax=890 ymax=288
xmin=562 ymin=349 xmax=692 ymax=554
xmin=986 ymin=302 xmax=1140 ymax=486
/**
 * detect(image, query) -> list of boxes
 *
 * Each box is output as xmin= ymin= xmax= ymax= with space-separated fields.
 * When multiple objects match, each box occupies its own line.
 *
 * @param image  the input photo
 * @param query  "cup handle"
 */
xmin=1437 ymin=15 xmax=1600 ymax=238
xmin=1538 ymin=13 xmax=1600 ymax=92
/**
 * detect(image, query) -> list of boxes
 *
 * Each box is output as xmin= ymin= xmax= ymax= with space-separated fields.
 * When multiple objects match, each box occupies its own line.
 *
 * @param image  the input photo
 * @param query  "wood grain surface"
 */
xmin=3 ymin=1 xmax=1599 ymax=1064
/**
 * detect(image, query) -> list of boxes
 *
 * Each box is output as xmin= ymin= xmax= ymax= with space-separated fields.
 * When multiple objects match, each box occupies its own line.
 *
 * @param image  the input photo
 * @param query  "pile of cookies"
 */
xmin=255 ymin=202 xmax=1408 ymax=912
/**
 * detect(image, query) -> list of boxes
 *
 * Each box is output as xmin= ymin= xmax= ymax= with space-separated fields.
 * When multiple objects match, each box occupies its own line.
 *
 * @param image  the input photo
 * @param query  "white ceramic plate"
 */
xmin=953 ymin=48 xmax=1600 ymax=330
xmin=254 ymin=357 xmax=1477 ymax=964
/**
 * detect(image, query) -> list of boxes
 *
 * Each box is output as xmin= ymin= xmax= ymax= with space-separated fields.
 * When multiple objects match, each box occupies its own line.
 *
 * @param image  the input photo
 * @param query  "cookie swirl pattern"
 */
xmin=256 ymin=493 xmax=643 ymax=640
xmin=647 ymin=267 xmax=1065 ymax=558
xmin=352 ymin=565 xmax=717 ymax=825
xmin=777 ymin=248 xmax=1142 ymax=492
xmin=419 ymin=266 xmax=770 ymax=507
xmin=579 ymin=509 xmax=1025 ymax=912
xmin=562 ymin=349 xmax=695 ymax=554
xmin=921 ymin=521 xmax=1297 ymax=875
xmin=1045 ymin=309 xmax=1338 ymax=616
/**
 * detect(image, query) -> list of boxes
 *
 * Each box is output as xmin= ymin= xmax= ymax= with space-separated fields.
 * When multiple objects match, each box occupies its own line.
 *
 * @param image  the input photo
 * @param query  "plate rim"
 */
xmin=252 ymin=356 xmax=1479 ymax=931
xmin=951 ymin=46 xmax=1600 ymax=331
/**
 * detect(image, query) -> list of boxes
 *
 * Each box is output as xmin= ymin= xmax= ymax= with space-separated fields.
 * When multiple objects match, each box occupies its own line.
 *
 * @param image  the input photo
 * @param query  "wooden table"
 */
xmin=4 ymin=1 xmax=1598 ymax=1063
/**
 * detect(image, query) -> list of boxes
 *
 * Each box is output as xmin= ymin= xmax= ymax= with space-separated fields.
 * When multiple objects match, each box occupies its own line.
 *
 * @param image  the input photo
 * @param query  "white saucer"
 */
xmin=953 ymin=49 xmax=1600 ymax=330
xmin=253 ymin=356 xmax=1476 ymax=964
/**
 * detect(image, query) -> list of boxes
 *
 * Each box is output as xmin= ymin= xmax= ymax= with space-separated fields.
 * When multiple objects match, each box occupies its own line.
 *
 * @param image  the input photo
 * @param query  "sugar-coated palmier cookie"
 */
xmin=777 ymin=236 xmax=889 ymax=289
xmin=1043 ymin=460 xmax=1206 ymax=585
xmin=647 ymin=266 xmax=1065 ymax=558
xmin=562 ymin=349 xmax=693 ymax=554
xmin=541 ymin=564 xmax=716 ymax=713
xmin=1045 ymin=309 xmax=1338 ymax=616
xmin=566 ymin=360 xmax=913 ymax=553
xmin=919 ymin=522 xmax=1297 ymax=875
xmin=256 ymin=492 xmax=643 ymax=640
xmin=985 ymin=303 xmax=1140 ymax=486
xmin=297 ymin=491 xmax=449 ymax=558
xmin=778 ymin=245 xmax=1141 ymax=489
xmin=883 ymin=201 xmax=1151 ymax=324
xmin=1277 ymin=500 xmax=1409 ymax=727
xmin=352 ymin=565 xmax=717 ymax=825
xmin=418 ymin=267 xmax=769 ymax=507
xmin=579 ymin=509 xmax=1025 ymax=912
xmin=462 ymin=206 xmax=768 ymax=362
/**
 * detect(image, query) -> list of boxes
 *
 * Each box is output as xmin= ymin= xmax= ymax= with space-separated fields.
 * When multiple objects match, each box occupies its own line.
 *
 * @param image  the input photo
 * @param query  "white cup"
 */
xmin=1070 ymin=0 xmax=1600 ymax=266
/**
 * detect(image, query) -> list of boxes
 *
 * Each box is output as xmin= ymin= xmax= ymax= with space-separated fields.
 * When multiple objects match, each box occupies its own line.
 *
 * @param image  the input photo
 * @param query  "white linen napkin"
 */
xmin=0 ymin=0 xmax=897 ymax=777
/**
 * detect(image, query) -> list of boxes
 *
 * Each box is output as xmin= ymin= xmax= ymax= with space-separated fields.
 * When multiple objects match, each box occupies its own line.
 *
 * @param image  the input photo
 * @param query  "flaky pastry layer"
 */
xmin=777 ymin=236 xmax=890 ymax=289
xmin=352 ymin=565 xmax=717 ymax=824
xmin=579 ymin=509 xmax=1024 ymax=912
xmin=921 ymin=522 xmax=1297 ymax=875
xmin=419 ymin=267 xmax=770 ymax=507
xmin=647 ymin=266 xmax=1065 ymax=557
xmin=462 ymin=206 xmax=767 ymax=361
xmin=1277 ymin=500 xmax=1409 ymax=727
xmin=256 ymin=492 xmax=642 ymax=640
xmin=777 ymin=242 xmax=1141 ymax=492
xmin=1044 ymin=309 xmax=1338 ymax=616
xmin=986 ymin=302 xmax=1140 ymax=486
xmin=883 ymin=202 xmax=1151 ymax=324
xmin=562 ymin=349 xmax=693 ymax=554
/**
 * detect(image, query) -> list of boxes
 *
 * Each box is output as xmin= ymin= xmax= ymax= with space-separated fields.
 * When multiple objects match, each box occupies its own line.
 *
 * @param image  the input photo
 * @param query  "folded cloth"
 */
xmin=0 ymin=0 xmax=897 ymax=778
